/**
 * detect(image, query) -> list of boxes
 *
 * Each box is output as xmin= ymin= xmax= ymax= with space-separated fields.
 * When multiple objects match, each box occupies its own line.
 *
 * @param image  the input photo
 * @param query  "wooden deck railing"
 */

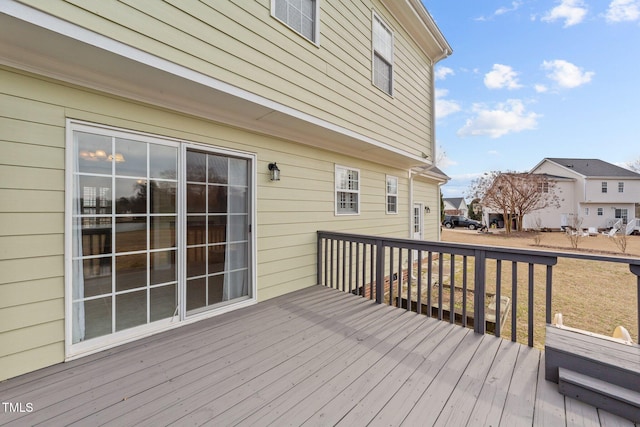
xmin=317 ymin=230 xmax=640 ymax=347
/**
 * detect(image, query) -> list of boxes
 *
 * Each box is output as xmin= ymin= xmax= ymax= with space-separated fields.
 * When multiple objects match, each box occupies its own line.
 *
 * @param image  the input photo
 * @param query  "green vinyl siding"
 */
xmin=0 ymin=66 xmax=437 ymax=380
xmin=16 ymin=0 xmax=434 ymax=160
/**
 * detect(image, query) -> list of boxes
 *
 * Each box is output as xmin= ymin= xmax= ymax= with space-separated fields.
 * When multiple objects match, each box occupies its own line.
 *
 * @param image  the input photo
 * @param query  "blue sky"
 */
xmin=422 ymin=0 xmax=640 ymax=199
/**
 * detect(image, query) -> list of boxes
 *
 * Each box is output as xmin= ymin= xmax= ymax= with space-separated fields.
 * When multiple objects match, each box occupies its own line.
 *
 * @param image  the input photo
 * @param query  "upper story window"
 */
xmin=335 ymin=165 xmax=359 ymax=215
xmin=537 ymin=181 xmax=549 ymax=193
xmin=601 ymin=181 xmax=607 ymax=193
xmin=372 ymin=12 xmax=393 ymax=95
xmin=618 ymin=182 xmax=624 ymax=192
xmin=273 ymin=0 xmax=318 ymax=43
xmin=386 ymin=175 xmax=398 ymax=214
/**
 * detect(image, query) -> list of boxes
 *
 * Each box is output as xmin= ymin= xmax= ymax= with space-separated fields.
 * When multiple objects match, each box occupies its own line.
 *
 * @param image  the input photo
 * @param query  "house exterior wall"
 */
xmin=15 ymin=0 xmax=436 ymax=161
xmin=412 ymin=177 xmax=440 ymax=241
xmin=532 ymin=159 xmax=640 ymax=229
xmin=0 ymin=66 xmax=422 ymax=380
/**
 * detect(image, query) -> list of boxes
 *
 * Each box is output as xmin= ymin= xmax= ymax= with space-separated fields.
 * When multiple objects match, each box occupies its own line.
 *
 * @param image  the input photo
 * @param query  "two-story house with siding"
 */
xmin=0 ymin=0 xmax=451 ymax=381
xmin=523 ymin=158 xmax=640 ymax=231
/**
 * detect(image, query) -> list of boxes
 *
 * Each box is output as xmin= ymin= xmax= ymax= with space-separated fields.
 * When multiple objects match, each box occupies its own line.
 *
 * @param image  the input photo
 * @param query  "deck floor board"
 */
xmin=0 ymin=285 xmax=636 ymax=427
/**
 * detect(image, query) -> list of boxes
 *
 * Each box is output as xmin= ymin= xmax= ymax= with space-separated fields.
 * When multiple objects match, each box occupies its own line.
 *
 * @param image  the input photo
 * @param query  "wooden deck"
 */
xmin=1 ymin=285 xmax=637 ymax=426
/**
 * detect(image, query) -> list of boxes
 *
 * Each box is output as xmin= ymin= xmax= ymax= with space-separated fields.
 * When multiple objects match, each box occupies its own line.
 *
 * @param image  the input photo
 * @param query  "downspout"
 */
xmin=408 ymin=168 xmax=415 ymax=239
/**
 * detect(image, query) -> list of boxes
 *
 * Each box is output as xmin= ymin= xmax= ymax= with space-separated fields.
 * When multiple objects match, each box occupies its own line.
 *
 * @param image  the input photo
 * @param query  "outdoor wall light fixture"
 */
xmin=425 ymin=206 xmax=431 ymax=214
xmin=268 ymin=162 xmax=280 ymax=181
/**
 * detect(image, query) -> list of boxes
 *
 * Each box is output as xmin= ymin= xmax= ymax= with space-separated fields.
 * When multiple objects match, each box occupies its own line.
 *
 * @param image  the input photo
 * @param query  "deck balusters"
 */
xmin=317 ymin=231 xmax=640 ymax=347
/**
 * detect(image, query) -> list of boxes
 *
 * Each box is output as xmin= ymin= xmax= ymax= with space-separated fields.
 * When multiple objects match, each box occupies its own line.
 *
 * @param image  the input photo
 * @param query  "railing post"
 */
xmin=375 ymin=239 xmax=384 ymax=304
xmin=474 ymin=249 xmax=486 ymax=334
xmin=630 ymin=265 xmax=640 ymax=338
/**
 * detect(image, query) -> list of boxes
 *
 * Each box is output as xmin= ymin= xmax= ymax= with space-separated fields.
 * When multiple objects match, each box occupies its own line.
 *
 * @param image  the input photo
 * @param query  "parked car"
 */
xmin=442 ymin=215 xmax=483 ymax=230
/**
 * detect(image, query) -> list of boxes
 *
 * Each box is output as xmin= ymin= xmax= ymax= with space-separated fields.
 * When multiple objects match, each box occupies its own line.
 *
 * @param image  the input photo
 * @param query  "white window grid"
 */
xmin=386 ymin=175 xmax=398 ymax=214
xmin=602 ymin=181 xmax=608 ymax=193
xmin=372 ymin=12 xmax=393 ymax=95
xmin=335 ymin=165 xmax=360 ymax=215
xmin=272 ymin=0 xmax=318 ymax=43
xmin=618 ymin=182 xmax=624 ymax=193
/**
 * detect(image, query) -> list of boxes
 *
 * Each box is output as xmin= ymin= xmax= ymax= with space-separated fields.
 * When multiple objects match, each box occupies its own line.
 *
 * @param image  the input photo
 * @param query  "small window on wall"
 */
xmin=584 ymin=207 xmax=589 ymax=216
xmin=618 ymin=182 xmax=624 ymax=193
xmin=597 ymin=208 xmax=603 ymax=216
xmin=602 ymin=182 xmax=608 ymax=193
xmin=372 ymin=12 xmax=393 ymax=95
xmin=386 ymin=175 xmax=398 ymax=214
xmin=272 ymin=0 xmax=318 ymax=43
xmin=335 ymin=165 xmax=359 ymax=215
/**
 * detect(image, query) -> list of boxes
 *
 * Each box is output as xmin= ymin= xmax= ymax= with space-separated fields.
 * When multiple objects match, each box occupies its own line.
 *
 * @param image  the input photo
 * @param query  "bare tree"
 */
xmin=628 ymin=157 xmax=640 ymax=173
xmin=565 ymin=216 xmax=584 ymax=249
xmin=469 ymin=171 xmax=561 ymax=233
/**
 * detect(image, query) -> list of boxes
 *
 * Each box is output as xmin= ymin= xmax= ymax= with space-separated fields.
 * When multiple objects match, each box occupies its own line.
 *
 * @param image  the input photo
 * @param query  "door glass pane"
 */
xmin=186 ymin=151 xmax=206 ymax=182
xmin=115 ymin=179 xmax=147 ymax=214
xmin=187 ymin=216 xmax=206 ymax=246
xmin=150 ymin=144 xmax=177 ymax=179
xmin=150 ymin=250 xmax=176 ymax=285
xmin=187 ymin=184 xmax=206 ymax=213
xmin=208 ymin=186 xmax=227 ymax=213
xmin=79 ymin=258 xmax=112 ymax=298
xmin=208 ymin=216 xmax=227 ymax=244
xmin=116 ymin=290 xmax=147 ymax=331
xmin=76 ymin=297 xmax=112 ymax=341
xmin=186 ymin=278 xmax=206 ymax=311
xmin=116 ymin=253 xmax=147 ymax=291
xmin=208 ymin=155 xmax=228 ymax=184
xmin=150 ymin=284 xmax=176 ymax=322
xmin=76 ymin=132 xmax=112 ymax=175
xmin=151 ymin=216 xmax=176 ymax=250
xmin=115 ymin=138 xmax=147 ymax=177
xmin=115 ymin=216 xmax=147 ymax=253
xmin=150 ymin=180 xmax=176 ymax=214
xmin=229 ymin=158 xmax=248 ymax=186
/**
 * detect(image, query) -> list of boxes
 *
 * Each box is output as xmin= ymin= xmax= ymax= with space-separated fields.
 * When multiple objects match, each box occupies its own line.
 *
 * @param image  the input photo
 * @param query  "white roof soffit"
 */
xmin=0 ymin=2 xmax=430 ymax=169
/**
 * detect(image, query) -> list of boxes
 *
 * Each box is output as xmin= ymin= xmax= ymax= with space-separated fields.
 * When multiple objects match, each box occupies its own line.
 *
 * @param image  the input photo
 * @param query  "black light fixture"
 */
xmin=268 ymin=162 xmax=280 ymax=181
xmin=425 ymin=206 xmax=431 ymax=214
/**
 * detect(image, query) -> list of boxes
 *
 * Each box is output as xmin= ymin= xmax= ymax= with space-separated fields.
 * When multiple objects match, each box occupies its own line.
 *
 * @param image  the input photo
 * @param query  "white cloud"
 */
xmin=534 ymin=84 xmax=549 ymax=93
xmin=606 ymin=0 xmax=640 ymax=22
xmin=484 ymin=64 xmax=523 ymax=90
xmin=542 ymin=59 xmax=594 ymax=88
xmin=435 ymin=89 xmax=462 ymax=120
xmin=488 ymin=150 xmax=500 ymax=156
xmin=435 ymin=66 xmax=455 ymax=80
xmin=542 ymin=0 xmax=588 ymax=27
xmin=457 ymin=99 xmax=541 ymax=139
xmin=496 ymin=1 xmax=523 ymax=15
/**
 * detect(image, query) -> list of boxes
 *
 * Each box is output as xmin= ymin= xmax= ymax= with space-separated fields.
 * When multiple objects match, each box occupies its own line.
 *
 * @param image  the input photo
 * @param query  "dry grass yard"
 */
xmin=440 ymin=229 xmax=640 ymax=348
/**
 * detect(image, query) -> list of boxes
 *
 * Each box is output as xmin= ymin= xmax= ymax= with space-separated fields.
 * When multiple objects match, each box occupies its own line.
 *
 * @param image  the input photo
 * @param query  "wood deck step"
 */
xmin=558 ymin=368 xmax=640 ymax=423
xmin=545 ymin=325 xmax=640 ymax=393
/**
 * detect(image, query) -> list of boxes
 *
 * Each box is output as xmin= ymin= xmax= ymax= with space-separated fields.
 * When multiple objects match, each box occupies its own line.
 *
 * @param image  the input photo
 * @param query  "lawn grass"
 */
xmin=440 ymin=229 xmax=639 ymax=348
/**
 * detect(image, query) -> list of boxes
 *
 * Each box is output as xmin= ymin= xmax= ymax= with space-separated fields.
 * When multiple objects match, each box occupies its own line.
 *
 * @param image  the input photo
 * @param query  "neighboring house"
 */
xmin=514 ymin=158 xmax=640 ymax=231
xmin=443 ymin=197 xmax=468 ymax=216
xmin=0 ymin=0 xmax=451 ymax=380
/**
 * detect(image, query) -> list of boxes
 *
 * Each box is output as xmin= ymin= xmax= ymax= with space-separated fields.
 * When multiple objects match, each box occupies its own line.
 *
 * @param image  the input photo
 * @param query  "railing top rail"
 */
xmin=318 ymin=230 xmax=640 ymax=267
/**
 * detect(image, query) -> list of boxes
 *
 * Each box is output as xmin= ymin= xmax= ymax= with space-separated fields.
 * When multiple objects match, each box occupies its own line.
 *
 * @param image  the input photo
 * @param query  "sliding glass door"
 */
xmin=184 ymin=148 xmax=251 ymax=314
xmin=68 ymin=122 xmax=253 ymax=353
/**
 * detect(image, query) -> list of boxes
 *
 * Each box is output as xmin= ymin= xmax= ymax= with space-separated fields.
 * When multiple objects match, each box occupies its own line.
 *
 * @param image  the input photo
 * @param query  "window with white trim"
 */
xmin=335 ymin=166 xmax=360 ymax=215
xmin=372 ymin=12 xmax=393 ymax=95
xmin=618 ymin=182 xmax=624 ymax=193
xmin=584 ymin=207 xmax=589 ymax=216
xmin=597 ymin=207 xmax=603 ymax=216
xmin=386 ymin=175 xmax=398 ymax=214
xmin=273 ymin=0 xmax=318 ymax=43
xmin=601 ymin=181 xmax=607 ymax=193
